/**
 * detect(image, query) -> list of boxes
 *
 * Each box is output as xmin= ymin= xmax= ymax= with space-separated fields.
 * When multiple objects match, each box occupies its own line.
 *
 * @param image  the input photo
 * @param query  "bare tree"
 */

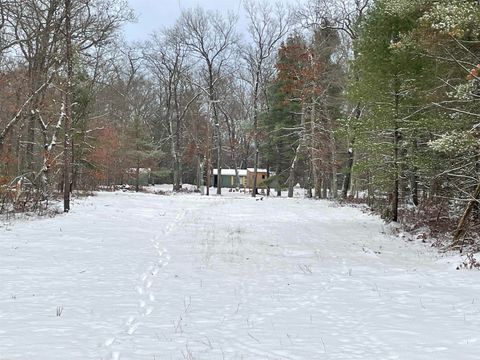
xmin=297 ymin=0 xmax=370 ymax=199
xmin=144 ymin=27 xmax=199 ymax=192
xmin=63 ymin=0 xmax=73 ymax=211
xmin=243 ymin=0 xmax=291 ymax=197
xmin=2 ymin=0 xmax=64 ymax=177
xmin=179 ymin=7 xmax=238 ymax=195
xmin=217 ymin=74 xmax=250 ymax=190
xmin=0 ymin=0 xmax=23 ymax=55
xmin=0 ymin=0 xmax=132 ymax=211
xmin=63 ymin=0 xmax=132 ymax=211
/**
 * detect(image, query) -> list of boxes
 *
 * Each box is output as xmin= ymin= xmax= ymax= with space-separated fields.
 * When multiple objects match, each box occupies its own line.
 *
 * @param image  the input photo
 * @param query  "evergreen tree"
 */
xmin=351 ymin=0 xmax=437 ymax=220
xmin=262 ymin=34 xmax=307 ymax=196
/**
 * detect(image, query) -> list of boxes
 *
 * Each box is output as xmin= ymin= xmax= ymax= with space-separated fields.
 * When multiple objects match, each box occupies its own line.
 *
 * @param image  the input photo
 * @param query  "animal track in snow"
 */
xmin=127 ymin=321 xmax=140 ymax=335
xmin=101 ymin=209 xmax=186 ymax=360
xmin=104 ymin=337 xmax=115 ymax=347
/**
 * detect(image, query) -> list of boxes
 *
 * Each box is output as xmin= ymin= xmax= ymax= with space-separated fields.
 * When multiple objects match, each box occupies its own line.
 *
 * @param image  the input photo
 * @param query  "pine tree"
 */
xmin=262 ymin=34 xmax=307 ymax=196
xmin=350 ymin=0 xmax=436 ymax=220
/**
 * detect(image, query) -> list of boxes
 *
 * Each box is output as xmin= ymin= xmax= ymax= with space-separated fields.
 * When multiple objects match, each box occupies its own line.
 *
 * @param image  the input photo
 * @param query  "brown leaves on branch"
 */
xmin=276 ymin=35 xmax=325 ymax=102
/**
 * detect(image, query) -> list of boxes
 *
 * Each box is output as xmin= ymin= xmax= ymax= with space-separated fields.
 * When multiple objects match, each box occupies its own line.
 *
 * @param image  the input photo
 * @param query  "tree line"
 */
xmin=0 ymin=0 xmax=479 ymax=247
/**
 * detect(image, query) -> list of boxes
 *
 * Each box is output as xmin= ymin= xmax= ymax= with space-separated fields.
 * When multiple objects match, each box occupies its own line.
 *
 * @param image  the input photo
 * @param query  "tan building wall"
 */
xmin=246 ymin=170 xmax=268 ymax=189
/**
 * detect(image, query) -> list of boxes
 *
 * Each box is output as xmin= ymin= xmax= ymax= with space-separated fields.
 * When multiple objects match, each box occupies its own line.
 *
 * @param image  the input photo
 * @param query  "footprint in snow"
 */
xmin=100 ymin=210 xmax=180 ymax=359
xmin=127 ymin=322 xmax=141 ymax=335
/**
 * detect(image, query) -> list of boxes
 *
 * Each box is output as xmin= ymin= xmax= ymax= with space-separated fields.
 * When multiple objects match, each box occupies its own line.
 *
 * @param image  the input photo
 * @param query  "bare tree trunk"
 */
xmin=410 ymin=168 xmax=419 ymax=206
xmin=452 ymin=182 xmax=480 ymax=247
xmin=410 ymin=138 xmax=419 ymax=206
xmin=215 ymin=126 xmax=222 ymax=195
xmin=392 ymin=128 xmax=399 ymax=221
xmin=330 ymin=134 xmax=337 ymax=199
xmin=209 ymin=89 xmax=222 ymax=195
xmin=169 ymin=115 xmax=180 ymax=191
xmin=266 ymin=164 xmax=270 ymax=196
xmin=474 ymin=156 xmax=480 ymax=222
xmin=251 ymin=150 xmax=259 ymax=195
xmin=25 ymin=99 xmax=38 ymax=175
xmin=175 ymin=119 xmax=182 ymax=191
xmin=342 ymin=146 xmax=354 ymax=198
xmin=288 ymin=145 xmax=300 ymax=198
xmin=288 ymin=103 xmax=306 ymax=198
xmin=251 ymin=68 xmax=261 ymax=198
xmin=196 ymin=157 xmax=202 ymax=189
xmin=391 ymin=90 xmax=400 ymax=222
xmin=315 ymin=176 xmax=322 ymax=199
xmin=171 ymin=130 xmax=181 ymax=192
xmin=205 ymin=124 xmax=211 ymax=196
xmin=342 ymin=105 xmax=360 ymax=199
xmin=172 ymin=158 xmax=180 ymax=191
xmin=275 ymin=161 xmax=281 ymax=197
xmin=63 ymin=0 xmax=73 ymax=212
xmin=310 ymin=101 xmax=321 ymax=199
xmin=323 ymin=176 xmax=329 ymax=199
xmin=135 ymin=161 xmax=140 ymax=192
xmin=40 ymin=104 xmax=65 ymax=199
xmin=306 ymin=161 xmax=313 ymax=198
xmin=233 ymin=163 xmax=240 ymax=190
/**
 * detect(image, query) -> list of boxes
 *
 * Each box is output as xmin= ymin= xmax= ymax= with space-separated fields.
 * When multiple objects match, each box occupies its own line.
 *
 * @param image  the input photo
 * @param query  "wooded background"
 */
xmin=0 ymin=0 xmax=479 ymax=247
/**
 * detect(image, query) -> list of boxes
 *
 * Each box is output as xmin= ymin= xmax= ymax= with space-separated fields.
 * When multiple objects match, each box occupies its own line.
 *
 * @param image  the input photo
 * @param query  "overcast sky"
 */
xmin=124 ymin=0 xmax=246 ymax=42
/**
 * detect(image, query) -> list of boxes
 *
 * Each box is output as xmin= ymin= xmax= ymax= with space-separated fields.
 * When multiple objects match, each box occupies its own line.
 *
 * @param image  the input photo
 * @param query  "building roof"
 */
xmin=212 ymin=169 xmax=247 ymax=176
xmin=247 ymin=168 xmax=268 ymax=173
xmin=212 ymin=168 xmax=270 ymax=176
xmin=127 ymin=167 xmax=151 ymax=174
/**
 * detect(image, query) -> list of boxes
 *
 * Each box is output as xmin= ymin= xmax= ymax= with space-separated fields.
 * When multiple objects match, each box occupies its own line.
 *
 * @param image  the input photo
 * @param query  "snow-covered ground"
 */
xmin=0 ymin=191 xmax=479 ymax=360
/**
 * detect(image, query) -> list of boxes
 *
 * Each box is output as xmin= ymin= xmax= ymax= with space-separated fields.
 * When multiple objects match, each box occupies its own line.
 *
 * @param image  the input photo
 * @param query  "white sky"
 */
xmin=124 ymin=0 xmax=246 ymax=42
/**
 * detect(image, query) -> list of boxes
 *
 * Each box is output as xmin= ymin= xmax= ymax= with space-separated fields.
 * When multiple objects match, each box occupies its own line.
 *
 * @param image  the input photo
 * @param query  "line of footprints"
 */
xmin=103 ymin=210 xmax=186 ymax=360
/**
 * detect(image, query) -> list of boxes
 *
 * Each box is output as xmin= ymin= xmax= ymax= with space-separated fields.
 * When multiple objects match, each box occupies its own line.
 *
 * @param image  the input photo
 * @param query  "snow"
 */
xmin=246 ymin=168 xmax=268 ymax=173
xmin=213 ymin=169 xmax=247 ymax=176
xmin=211 ymin=168 xmax=269 ymax=176
xmin=1 ymin=191 xmax=479 ymax=359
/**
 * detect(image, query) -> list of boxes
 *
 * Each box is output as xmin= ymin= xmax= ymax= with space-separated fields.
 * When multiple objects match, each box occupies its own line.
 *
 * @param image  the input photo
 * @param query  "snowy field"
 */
xmin=0 ymin=190 xmax=479 ymax=360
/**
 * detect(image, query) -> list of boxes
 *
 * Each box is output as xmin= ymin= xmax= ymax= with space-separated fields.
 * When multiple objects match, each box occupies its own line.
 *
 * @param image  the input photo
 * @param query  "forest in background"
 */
xmin=0 ymin=0 xmax=479 ymax=250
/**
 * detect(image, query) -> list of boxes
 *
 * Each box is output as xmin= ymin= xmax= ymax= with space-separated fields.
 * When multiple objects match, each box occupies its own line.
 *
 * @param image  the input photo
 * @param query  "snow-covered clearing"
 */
xmin=0 ymin=191 xmax=479 ymax=360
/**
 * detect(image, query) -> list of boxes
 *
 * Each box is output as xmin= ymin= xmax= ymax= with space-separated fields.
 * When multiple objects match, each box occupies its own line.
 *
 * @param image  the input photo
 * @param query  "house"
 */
xmin=211 ymin=168 xmax=269 ymax=189
xmin=212 ymin=169 xmax=247 ymax=188
xmin=246 ymin=168 xmax=268 ymax=189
